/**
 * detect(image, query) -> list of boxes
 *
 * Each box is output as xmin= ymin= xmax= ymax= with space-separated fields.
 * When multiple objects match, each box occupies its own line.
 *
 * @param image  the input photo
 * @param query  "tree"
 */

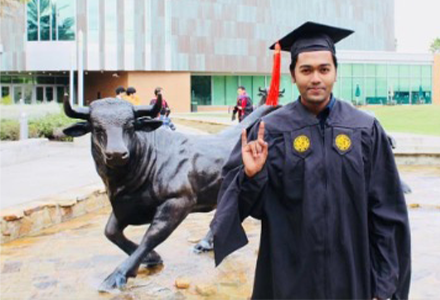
xmin=429 ymin=38 xmax=440 ymax=53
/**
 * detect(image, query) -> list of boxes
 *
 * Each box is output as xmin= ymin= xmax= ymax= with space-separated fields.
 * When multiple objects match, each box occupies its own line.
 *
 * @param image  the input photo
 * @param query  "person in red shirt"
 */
xmin=232 ymin=86 xmax=253 ymax=122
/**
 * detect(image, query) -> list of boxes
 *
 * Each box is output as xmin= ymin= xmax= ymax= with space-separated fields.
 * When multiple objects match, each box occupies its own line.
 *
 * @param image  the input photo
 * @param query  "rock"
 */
xmin=195 ymin=284 xmax=217 ymax=296
xmin=175 ymin=278 xmax=191 ymax=289
xmin=187 ymin=237 xmax=201 ymax=243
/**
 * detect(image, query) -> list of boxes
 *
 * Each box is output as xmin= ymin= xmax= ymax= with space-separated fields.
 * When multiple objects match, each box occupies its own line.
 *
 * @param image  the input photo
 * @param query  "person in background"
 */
xmin=115 ymin=86 xmax=126 ymax=99
xmin=149 ymin=87 xmax=171 ymax=116
xmin=124 ymin=86 xmax=141 ymax=106
xmin=232 ymin=86 xmax=253 ymax=122
xmin=149 ymin=87 xmax=176 ymax=131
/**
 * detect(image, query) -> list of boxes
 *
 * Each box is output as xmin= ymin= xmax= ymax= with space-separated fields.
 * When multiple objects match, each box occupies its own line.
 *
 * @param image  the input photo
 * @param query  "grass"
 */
xmin=359 ymin=105 xmax=440 ymax=136
xmin=175 ymin=104 xmax=440 ymax=136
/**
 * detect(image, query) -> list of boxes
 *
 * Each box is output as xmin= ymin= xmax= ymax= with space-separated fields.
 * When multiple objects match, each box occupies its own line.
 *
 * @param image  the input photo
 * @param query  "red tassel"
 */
xmin=266 ymin=42 xmax=281 ymax=106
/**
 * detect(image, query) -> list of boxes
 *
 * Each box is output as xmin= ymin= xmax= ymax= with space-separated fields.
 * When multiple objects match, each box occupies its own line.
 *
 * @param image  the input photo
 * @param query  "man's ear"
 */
xmin=290 ymin=69 xmax=296 ymax=83
xmin=135 ymin=117 xmax=163 ymax=132
xmin=63 ymin=122 xmax=91 ymax=137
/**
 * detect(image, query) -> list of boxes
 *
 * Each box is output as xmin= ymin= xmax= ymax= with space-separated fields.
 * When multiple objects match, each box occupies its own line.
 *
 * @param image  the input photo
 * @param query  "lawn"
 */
xmin=359 ymin=105 xmax=440 ymax=136
xmin=175 ymin=104 xmax=440 ymax=136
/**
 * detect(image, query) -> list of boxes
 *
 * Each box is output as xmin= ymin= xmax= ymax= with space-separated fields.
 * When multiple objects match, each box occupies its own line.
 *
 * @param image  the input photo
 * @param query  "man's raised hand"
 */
xmin=241 ymin=122 xmax=268 ymax=178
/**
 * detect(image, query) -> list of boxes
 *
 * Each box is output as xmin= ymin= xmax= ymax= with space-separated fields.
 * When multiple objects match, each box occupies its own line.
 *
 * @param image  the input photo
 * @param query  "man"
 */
xmin=232 ymin=86 xmax=253 ymax=122
xmin=124 ymin=86 xmax=141 ymax=106
xmin=115 ymin=86 xmax=126 ymax=99
xmin=211 ymin=22 xmax=411 ymax=299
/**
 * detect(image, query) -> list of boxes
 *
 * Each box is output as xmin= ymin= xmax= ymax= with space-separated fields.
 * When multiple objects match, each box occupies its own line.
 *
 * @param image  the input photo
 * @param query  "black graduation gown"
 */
xmin=210 ymin=99 xmax=411 ymax=299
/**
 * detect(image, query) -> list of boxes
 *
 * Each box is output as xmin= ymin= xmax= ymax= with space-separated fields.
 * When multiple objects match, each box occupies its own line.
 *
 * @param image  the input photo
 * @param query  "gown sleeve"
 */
xmin=367 ymin=120 xmax=411 ymax=299
xmin=210 ymin=120 xmax=269 ymax=266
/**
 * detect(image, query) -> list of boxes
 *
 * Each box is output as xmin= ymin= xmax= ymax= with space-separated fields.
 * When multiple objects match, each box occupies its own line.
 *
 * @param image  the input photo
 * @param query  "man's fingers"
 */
xmin=257 ymin=138 xmax=268 ymax=152
xmin=250 ymin=142 xmax=258 ymax=158
xmin=241 ymin=129 xmax=247 ymax=147
xmin=257 ymin=122 xmax=265 ymax=141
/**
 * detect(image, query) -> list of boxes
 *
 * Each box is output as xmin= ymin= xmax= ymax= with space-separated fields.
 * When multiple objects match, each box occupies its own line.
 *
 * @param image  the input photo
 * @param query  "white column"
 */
xmin=77 ymin=30 xmax=84 ymax=107
xmin=70 ymin=48 xmax=75 ymax=104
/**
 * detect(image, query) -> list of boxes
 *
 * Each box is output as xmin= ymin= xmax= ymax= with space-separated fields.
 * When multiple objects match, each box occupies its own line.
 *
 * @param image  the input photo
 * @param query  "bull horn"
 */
xmin=134 ymin=93 xmax=163 ymax=118
xmin=258 ymin=87 xmax=266 ymax=93
xmin=63 ymin=93 xmax=90 ymax=120
xmin=279 ymin=88 xmax=285 ymax=94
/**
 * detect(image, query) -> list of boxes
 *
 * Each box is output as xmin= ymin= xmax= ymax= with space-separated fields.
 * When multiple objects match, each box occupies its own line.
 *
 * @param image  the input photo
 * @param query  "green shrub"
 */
xmin=0 ymin=119 xmax=20 ymax=140
xmin=30 ymin=113 xmax=75 ymax=141
xmin=1 ymin=95 xmax=13 ymax=105
xmin=1 ymin=112 xmax=76 ymax=141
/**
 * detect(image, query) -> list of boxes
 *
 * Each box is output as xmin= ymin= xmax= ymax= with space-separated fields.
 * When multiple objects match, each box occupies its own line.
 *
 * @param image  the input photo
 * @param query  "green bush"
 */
xmin=1 ymin=95 xmax=13 ymax=105
xmin=30 ymin=113 xmax=75 ymax=141
xmin=0 ymin=112 xmax=76 ymax=141
xmin=0 ymin=120 xmax=20 ymax=140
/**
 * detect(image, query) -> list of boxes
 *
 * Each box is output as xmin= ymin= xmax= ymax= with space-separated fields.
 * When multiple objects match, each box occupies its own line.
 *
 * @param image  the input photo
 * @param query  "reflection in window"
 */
xmin=40 ymin=0 xmax=51 ymax=40
xmin=27 ymin=0 xmax=75 ymax=41
xmin=57 ymin=0 xmax=75 ymax=40
xmin=27 ymin=0 xmax=39 ymax=41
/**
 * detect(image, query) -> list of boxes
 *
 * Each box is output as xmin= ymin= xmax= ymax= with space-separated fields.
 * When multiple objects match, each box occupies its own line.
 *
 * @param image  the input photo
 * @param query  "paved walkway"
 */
xmin=0 ymin=124 xmax=206 ymax=210
xmin=0 ymin=201 xmax=439 ymax=299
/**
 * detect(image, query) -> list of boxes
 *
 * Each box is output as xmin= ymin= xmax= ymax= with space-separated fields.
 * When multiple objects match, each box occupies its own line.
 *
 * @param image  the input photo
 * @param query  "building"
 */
xmin=1 ymin=0 xmax=439 ymax=111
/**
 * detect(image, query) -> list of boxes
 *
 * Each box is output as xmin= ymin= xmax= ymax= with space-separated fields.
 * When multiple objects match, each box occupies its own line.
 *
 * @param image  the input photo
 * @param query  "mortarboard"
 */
xmin=269 ymin=22 xmax=354 ymax=60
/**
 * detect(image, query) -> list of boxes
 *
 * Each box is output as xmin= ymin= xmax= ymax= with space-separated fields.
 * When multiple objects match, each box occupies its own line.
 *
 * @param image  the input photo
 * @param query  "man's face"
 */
xmin=291 ymin=50 xmax=337 ymax=105
xmin=237 ymin=88 xmax=245 ymax=96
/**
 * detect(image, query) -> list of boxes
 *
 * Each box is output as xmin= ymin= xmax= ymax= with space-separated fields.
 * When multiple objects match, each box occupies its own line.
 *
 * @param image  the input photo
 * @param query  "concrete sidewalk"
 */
xmin=0 ymin=124 xmax=207 ymax=243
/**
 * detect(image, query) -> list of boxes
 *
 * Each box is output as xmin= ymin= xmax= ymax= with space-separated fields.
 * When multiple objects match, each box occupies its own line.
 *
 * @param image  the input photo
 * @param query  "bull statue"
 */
xmin=62 ymin=94 xmax=276 ymax=292
xmin=257 ymin=87 xmax=285 ymax=106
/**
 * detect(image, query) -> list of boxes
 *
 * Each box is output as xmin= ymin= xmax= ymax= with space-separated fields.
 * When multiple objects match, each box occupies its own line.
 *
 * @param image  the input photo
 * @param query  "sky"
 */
xmin=395 ymin=0 xmax=440 ymax=53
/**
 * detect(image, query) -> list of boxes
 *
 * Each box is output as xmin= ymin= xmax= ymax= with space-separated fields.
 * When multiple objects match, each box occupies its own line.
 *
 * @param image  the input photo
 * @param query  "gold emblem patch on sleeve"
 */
xmin=335 ymin=134 xmax=351 ymax=151
xmin=293 ymin=135 xmax=310 ymax=153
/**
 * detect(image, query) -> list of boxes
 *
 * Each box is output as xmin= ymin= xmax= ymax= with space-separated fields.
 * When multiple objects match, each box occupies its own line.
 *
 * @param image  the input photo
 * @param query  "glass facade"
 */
xmin=0 ymin=74 xmax=69 ymax=104
xmin=334 ymin=63 xmax=432 ymax=105
xmin=27 ymin=0 xmax=75 ymax=42
xmin=191 ymin=63 xmax=433 ymax=106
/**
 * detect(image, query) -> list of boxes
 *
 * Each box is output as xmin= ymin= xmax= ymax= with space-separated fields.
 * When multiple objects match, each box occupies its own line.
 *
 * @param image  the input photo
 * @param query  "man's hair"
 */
xmin=289 ymin=53 xmax=338 ymax=72
xmin=154 ymin=87 xmax=162 ymax=96
xmin=126 ymin=87 xmax=136 ymax=96
xmin=238 ymin=86 xmax=246 ymax=90
xmin=115 ymin=86 xmax=126 ymax=95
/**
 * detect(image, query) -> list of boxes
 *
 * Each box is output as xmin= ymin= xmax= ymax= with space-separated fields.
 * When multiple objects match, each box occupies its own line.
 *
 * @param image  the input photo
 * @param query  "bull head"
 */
xmin=63 ymin=94 xmax=163 ymax=167
xmin=258 ymin=87 xmax=268 ymax=97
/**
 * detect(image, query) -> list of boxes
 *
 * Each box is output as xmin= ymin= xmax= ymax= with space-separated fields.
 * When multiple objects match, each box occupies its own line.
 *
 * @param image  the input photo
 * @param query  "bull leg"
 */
xmin=104 ymin=212 xmax=163 ymax=267
xmin=99 ymin=197 xmax=192 ymax=292
xmin=193 ymin=229 xmax=213 ymax=253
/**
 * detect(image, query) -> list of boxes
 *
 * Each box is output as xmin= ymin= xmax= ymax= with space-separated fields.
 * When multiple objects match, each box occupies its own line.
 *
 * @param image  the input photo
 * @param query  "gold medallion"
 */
xmin=293 ymin=135 xmax=310 ymax=153
xmin=335 ymin=134 xmax=351 ymax=151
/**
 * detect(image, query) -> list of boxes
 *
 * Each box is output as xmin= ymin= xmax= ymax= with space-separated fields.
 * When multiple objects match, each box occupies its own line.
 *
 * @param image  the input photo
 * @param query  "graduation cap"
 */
xmin=269 ymin=22 xmax=354 ymax=60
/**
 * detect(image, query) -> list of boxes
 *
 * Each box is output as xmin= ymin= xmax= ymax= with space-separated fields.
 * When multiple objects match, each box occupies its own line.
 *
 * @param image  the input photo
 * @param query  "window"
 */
xmin=191 ymin=76 xmax=211 ymax=106
xmin=27 ymin=0 xmax=75 ymax=42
